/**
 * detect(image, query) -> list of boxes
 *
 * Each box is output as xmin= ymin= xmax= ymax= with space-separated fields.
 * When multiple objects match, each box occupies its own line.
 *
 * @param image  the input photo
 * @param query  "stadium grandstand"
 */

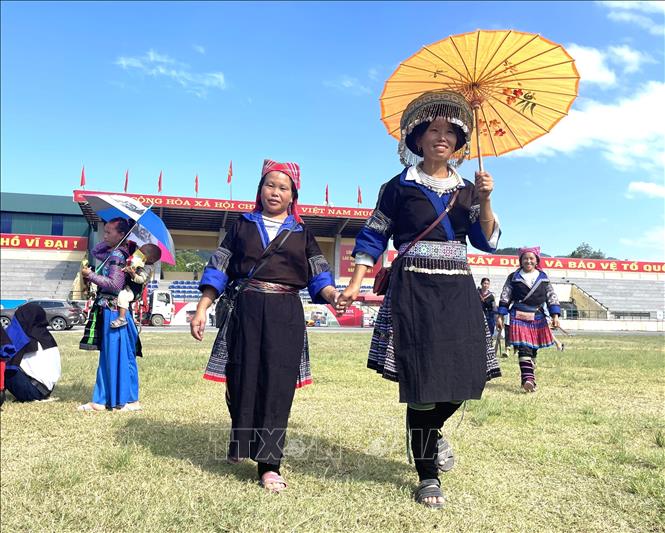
xmin=1 ymin=189 xmax=663 ymax=332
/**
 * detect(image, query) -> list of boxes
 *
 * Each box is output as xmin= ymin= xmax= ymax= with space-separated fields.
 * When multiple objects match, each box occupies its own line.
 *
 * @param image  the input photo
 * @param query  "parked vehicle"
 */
xmin=0 ymin=299 xmax=86 ymax=330
xmin=137 ymin=288 xmax=174 ymax=326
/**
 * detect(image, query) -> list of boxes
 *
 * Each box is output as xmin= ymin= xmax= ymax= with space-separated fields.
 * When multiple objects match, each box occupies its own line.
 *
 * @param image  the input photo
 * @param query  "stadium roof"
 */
xmin=73 ymin=190 xmax=373 ymax=237
xmin=2 ymin=192 xmax=84 ymax=216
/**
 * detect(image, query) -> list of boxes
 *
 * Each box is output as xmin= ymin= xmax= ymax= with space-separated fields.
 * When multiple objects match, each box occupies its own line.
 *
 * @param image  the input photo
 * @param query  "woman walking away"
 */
xmin=496 ymin=246 xmax=561 ymax=393
xmin=337 ymin=90 xmax=502 ymax=509
xmin=478 ymin=277 xmax=496 ymax=336
xmin=190 ymin=159 xmax=338 ymax=493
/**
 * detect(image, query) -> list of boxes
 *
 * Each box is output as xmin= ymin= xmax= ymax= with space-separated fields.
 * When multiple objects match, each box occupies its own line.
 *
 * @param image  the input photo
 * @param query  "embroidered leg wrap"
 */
xmin=518 ymin=348 xmax=536 ymax=386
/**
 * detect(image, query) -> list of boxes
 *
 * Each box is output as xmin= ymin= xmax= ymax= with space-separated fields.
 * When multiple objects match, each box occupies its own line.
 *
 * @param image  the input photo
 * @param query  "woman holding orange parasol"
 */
xmin=338 ymin=90 xmax=502 ymax=508
xmin=338 ymin=29 xmax=578 ymax=508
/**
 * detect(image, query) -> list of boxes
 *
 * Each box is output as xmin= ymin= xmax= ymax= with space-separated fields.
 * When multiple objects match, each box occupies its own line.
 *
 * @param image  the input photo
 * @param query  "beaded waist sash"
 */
xmin=396 ymin=240 xmax=470 ymax=275
xmin=244 ymin=279 xmax=299 ymax=294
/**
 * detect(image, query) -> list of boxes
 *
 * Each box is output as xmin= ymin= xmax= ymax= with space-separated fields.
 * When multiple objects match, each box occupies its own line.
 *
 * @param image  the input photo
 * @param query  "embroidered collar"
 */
xmin=242 ymin=212 xmax=302 ymax=248
xmin=405 ymin=164 xmax=465 ymax=196
xmin=514 ymin=269 xmax=547 ymax=283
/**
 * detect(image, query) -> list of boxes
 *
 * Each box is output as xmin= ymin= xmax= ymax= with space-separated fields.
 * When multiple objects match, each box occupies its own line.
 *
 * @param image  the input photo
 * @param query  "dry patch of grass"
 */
xmin=1 ymin=332 xmax=663 ymax=532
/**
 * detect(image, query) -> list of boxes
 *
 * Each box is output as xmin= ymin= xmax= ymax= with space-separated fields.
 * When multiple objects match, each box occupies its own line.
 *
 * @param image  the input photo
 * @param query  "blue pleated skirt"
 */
xmin=91 ymin=308 xmax=139 ymax=408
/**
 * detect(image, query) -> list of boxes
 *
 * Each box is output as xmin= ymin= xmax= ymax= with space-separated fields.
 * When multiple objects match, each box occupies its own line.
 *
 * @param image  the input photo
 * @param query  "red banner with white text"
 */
xmin=73 ymin=190 xmax=374 ymax=220
xmin=0 ymin=233 xmax=88 ymax=251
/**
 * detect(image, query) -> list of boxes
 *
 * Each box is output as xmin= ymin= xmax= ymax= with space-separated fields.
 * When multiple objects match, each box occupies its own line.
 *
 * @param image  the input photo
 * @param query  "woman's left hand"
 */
xmin=475 ymin=171 xmax=494 ymax=200
xmin=552 ymin=315 xmax=560 ymax=329
xmin=320 ymin=286 xmax=339 ymax=306
xmin=81 ymin=266 xmax=92 ymax=279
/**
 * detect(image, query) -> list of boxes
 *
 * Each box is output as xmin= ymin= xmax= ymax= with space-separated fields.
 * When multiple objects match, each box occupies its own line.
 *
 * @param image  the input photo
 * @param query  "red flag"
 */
xmin=124 ymin=170 xmax=129 ymax=193
xmin=227 ymin=160 xmax=233 ymax=184
xmin=80 ymin=165 xmax=86 ymax=187
xmin=325 ymin=184 xmax=329 ymax=205
xmin=158 ymin=170 xmax=163 ymax=193
xmin=195 ymin=174 xmax=199 ymax=194
xmin=357 ymin=186 xmax=362 ymax=205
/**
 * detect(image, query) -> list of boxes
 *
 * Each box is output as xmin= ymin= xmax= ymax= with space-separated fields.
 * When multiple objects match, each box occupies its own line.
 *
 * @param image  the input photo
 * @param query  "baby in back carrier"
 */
xmin=111 ymin=243 xmax=162 ymax=328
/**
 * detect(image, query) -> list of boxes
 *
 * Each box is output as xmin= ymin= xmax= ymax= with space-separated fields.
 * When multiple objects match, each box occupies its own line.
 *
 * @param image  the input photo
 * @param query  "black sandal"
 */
xmin=436 ymin=434 xmax=455 ymax=472
xmin=414 ymin=478 xmax=444 ymax=509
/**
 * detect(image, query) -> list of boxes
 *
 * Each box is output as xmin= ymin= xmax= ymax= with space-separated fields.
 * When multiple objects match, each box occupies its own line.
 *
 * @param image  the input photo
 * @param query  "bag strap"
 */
xmin=392 ymin=189 xmax=460 ymax=264
xmin=233 ymin=220 xmax=298 ymax=293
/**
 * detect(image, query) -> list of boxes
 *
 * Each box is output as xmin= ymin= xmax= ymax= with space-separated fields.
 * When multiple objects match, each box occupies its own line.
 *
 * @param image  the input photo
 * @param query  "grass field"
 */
xmin=1 ymin=330 xmax=664 ymax=532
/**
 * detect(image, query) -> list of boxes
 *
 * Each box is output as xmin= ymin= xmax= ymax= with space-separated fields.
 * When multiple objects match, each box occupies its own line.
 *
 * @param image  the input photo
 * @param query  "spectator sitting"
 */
xmin=1 ymin=303 xmax=61 ymax=403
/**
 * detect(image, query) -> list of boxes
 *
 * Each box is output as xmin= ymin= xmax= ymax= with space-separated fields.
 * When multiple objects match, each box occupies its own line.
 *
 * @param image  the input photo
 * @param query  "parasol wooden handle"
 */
xmin=472 ymin=101 xmax=484 ymax=173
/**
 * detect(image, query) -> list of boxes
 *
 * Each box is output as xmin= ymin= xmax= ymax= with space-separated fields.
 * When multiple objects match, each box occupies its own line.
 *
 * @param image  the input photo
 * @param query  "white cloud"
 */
xmin=193 ymin=45 xmax=206 ymax=55
xmin=116 ymin=57 xmax=144 ymax=69
xmin=607 ymin=45 xmax=654 ymax=73
xmin=598 ymin=0 xmax=665 ymax=11
xmin=368 ymin=68 xmax=380 ymax=81
xmin=626 ymin=181 xmax=665 ymax=198
xmin=597 ymin=1 xmax=665 ymax=35
xmin=115 ymin=49 xmax=226 ymax=98
xmin=566 ymin=44 xmax=616 ymax=86
xmin=566 ymin=43 xmax=653 ymax=86
xmin=324 ymin=75 xmax=371 ymax=95
xmin=145 ymin=50 xmax=174 ymax=64
xmin=619 ymin=226 xmax=665 ymax=257
xmin=509 ymin=81 xmax=665 ymax=179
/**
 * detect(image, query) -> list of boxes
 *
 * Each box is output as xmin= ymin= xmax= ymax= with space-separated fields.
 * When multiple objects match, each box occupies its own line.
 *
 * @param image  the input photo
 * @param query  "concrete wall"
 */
xmin=570 ymin=285 xmax=609 ymax=318
xmin=560 ymin=319 xmax=664 ymax=333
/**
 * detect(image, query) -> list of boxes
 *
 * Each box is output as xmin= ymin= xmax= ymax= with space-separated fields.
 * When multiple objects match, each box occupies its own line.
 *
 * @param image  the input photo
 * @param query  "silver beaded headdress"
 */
xmin=398 ymin=90 xmax=474 ymax=167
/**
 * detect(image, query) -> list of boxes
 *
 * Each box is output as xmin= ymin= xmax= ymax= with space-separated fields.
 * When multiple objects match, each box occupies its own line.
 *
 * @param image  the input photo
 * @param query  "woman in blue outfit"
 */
xmin=78 ymin=217 xmax=141 ymax=412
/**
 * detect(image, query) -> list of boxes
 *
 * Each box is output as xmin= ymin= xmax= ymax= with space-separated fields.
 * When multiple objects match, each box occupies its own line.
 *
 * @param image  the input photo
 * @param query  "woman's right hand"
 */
xmin=336 ymin=285 xmax=360 ymax=315
xmin=190 ymin=311 xmax=208 ymax=341
xmin=496 ymin=315 xmax=504 ymax=330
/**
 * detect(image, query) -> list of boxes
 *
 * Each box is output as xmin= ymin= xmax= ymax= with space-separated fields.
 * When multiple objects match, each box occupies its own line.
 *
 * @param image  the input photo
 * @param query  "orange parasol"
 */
xmin=381 ymin=29 xmax=580 ymax=171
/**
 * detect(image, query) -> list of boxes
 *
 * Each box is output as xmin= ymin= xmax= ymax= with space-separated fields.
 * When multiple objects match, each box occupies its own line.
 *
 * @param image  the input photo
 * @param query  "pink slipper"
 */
xmin=522 ymin=380 xmax=536 ymax=393
xmin=259 ymin=472 xmax=287 ymax=493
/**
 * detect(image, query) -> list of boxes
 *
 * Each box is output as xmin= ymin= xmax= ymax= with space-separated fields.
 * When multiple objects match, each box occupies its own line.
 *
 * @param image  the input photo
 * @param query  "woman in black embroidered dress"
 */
xmin=478 ymin=277 xmax=497 ymax=336
xmin=190 ymin=159 xmax=338 ymax=493
xmin=338 ymin=90 xmax=502 ymax=508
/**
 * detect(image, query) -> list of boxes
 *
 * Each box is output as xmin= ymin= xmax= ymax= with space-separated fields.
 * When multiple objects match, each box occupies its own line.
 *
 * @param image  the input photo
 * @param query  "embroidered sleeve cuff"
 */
xmin=308 ymin=271 xmax=335 ymax=303
xmin=354 ymin=252 xmax=375 ymax=267
xmin=497 ymin=306 xmax=509 ymax=315
xmin=468 ymin=211 xmax=501 ymax=253
xmin=352 ymin=228 xmax=388 ymax=263
xmin=549 ymin=305 xmax=561 ymax=316
xmin=199 ymin=268 xmax=229 ymax=298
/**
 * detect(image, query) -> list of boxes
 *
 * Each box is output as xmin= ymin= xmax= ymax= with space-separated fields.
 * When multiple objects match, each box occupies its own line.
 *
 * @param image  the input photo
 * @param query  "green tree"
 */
xmin=163 ymin=249 xmax=207 ymax=272
xmin=495 ymin=247 xmax=521 ymax=255
xmin=495 ymin=247 xmax=550 ymax=257
xmin=568 ymin=242 xmax=605 ymax=259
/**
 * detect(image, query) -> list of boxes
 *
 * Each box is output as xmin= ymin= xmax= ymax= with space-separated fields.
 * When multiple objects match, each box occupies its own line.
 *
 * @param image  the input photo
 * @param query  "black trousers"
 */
xmin=5 ymin=367 xmax=50 ymax=402
xmin=225 ymin=291 xmax=305 ymax=466
xmin=408 ymin=402 xmax=461 ymax=481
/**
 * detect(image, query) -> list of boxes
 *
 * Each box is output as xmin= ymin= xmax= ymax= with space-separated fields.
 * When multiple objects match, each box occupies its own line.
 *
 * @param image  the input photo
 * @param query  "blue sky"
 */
xmin=1 ymin=1 xmax=664 ymax=260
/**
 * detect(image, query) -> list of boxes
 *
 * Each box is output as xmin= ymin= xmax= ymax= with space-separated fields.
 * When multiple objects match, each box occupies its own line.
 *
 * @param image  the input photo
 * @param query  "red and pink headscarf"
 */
xmin=519 ymin=246 xmax=541 ymax=267
xmin=254 ymin=159 xmax=303 ymax=223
